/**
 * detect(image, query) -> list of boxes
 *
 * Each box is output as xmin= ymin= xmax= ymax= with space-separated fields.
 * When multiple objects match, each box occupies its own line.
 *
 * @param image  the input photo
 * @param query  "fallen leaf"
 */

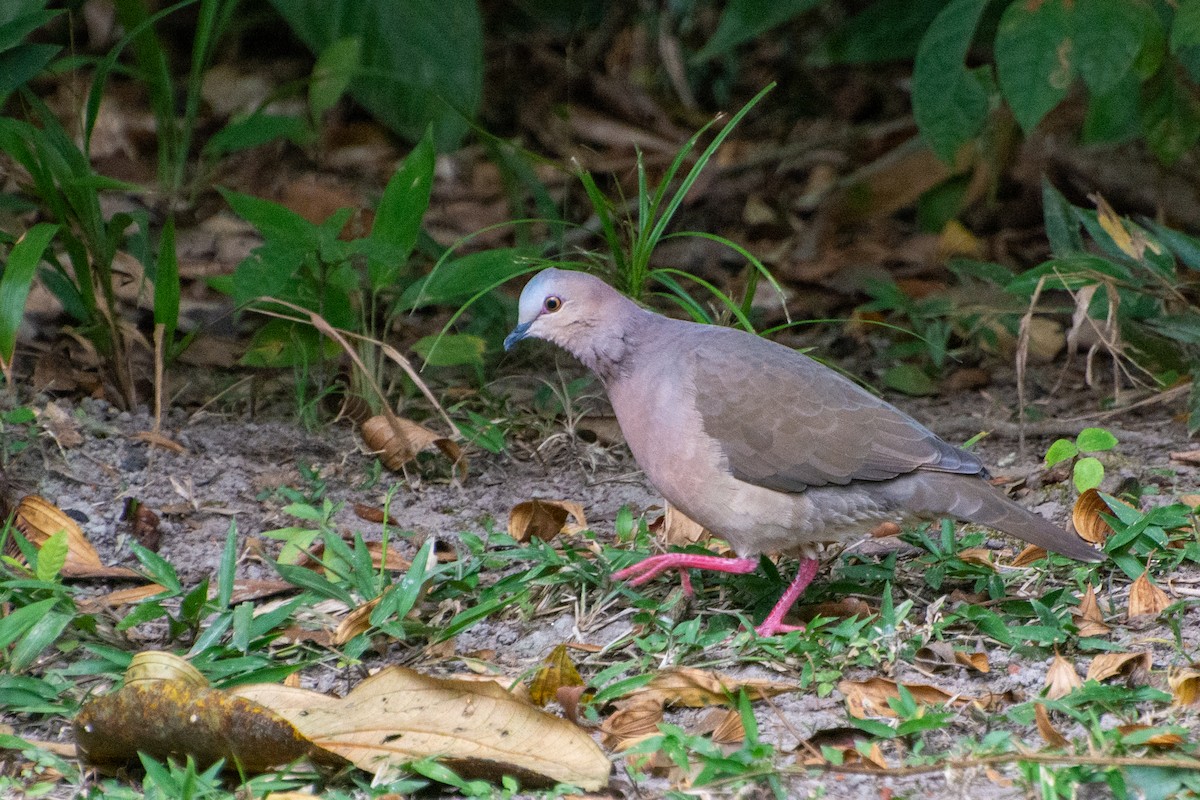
xmin=236 ymin=666 xmax=610 ymax=790
xmin=334 ymin=597 xmax=380 ymax=645
xmin=600 ymin=693 xmax=664 ymax=750
xmin=1045 ymin=654 xmax=1082 ymax=700
xmin=653 ymin=502 xmax=709 ymax=547
xmin=1034 ymin=703 xmax=1068 ymax=748
xmin=1073 ymin=584 xmax=1110 ymax=637
xmin=1090 ymin=192 xmax=1161 ymax=261
xmin=529 ymin=645 xmax=584 ymax=707
xmin=1169 ymin=450 xmax=1200 ymax=466
xmin=14 ymin=495 xmax=140 ymax=579
xmin=131 ymin=430 xmax=186 ymax=453
xmin=706 ymin=708 xmax=746 ymax=745
xmin=1168 ymin=665 xmax=1200 ymax=706
xmin=508 ymin=499 xmax=587 ymax=543
xmin=1128 ymin=571 xmax=1171 ymax=619
xmin=78 ymin=583 xmax=169 ymax=612
xmin=123 ymin=499 xmax=161 ymax=551
xmin=38 ymin=402 xmax=83 ymax=447
xmin=1115 ymin=724 xmax=1184 ymax=747
xmin=1011 ymin=544 xmax=1048 ymax=566
xmin=1086 ymin=652 xmax=1151 ymax=684
xmin=957 ymin=548 xmax=998 ymax=570
xmin=794 ymin=597 xmax=875 ymax=623
xmin=839 ymin=677 xmax=1008 ymax=718
xmin=799 ymin=727 xmax=888 ymax=769
xmin=361 ymin=415 xmax=462 ymax=474
xmin=644 ymin=667 xmax=798 ymax=707
xmin=1072 ymin=488 xmax=1122 ymax=544
xmin=913 ymin=641 xmax=986 ymax=673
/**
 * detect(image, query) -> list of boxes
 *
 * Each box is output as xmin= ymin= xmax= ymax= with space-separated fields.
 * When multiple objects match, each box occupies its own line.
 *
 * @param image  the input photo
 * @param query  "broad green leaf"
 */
xmin=412 ymin=333 xmax=485 ymax=368
xmin=1044 ymin=438 xmax=1078 ymax=466
xmin=398 ymin=248 xmax=531 ymax=310
xmin=912 ymin=0 xmax=990 ymax=162
xmin=0 ymin=8 xmax=61 ymax=50
xmin=1140 ymin=70 xmax=1200 ymax=165
xmin=310 ymin=35 xmax=361 ymax=122
xmin=220 ymin=188 xmax=317 ymax=243
xmin=0 ymin=44 xmax=59 ymax=107
xmin=817 ymin=0 xmax=943 ymax=65
xmin=1073 ymin=0 xmax=1144 ymax=96
xmin=1172 ymin=0 xmax=1200 ymax=52
xmin=370 ymin=126 xmax=435 ymax=289
xmin=9 ymin=610 xmax=72 ymax=672
xmin=0 ymin=599 xmax=56 ymax=651
xmin=1072 ymin=456 xmax=1105 ymax=492
xmin=267 ymin=0 xmax=482 ymax=150
xmin=35 ymin=530 xmax=67 ymax=582
xmin=1145 ymin=313 xmax=1200 ymax=344
xmin=205 ymin=113 xmax=313 ymax=158
xmin=1075 ymin=427 xmax=1118 ymax=452
xmin=1083 ymin=70 xmax=1141 ymax=144
xmin=995 ymin=0 xmax=1073 ymax=132
xmin=1148 ymin=220 xmax=1200 ymax=270
xmin=0 ymin=222 xmax=57 ymax=362
xmin=695 ymin=0 xmax=821 ymax=61
xmin=882 ymin=364 xmax=937 ymax=396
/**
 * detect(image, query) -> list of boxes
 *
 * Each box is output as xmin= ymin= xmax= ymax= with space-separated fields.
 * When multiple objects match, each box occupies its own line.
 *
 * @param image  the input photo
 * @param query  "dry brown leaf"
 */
xmin=1169 ymin=450 xmax=1200 ymax=466
xmin=1116 ymin=724 xmax=1184 ymax=747
xmin=707 ymin=708 xmax=746 ymax=745
xmin=914 ymin=641 xmax=987 ymax=673
xmin=38 ymin=401 xmax=83 ymax=447
xmin=957 ymin=548 xmax=998 ymax=570
xmin=334 ymin=597 xmax=380 ymax=646
xmin=1034 ymin=703 xmax=1068 ymax=748
xmin=795 ymin=597 xmax=875 ymax=623
xmin=1045 ymin=654 xmax=1083 ymax=700
xmin=1180 ymin=493 xmax=1200 ymax=508
xmin=508 ymin=499 xmax=588 ymax=543
xmin=653 ymin=503 xmax=709 ymax=547
xmin=1128 ymin=571 xmax=1171 ymax=618
xmin=799 ymin=727 xmax=888 ymax=770
xmin=236 ymin=666 xmax=610 ymax=790
xmin=1073 ymin=584 xmax=1110 ymax=637
xmin=644 ymin=667 xmax=798 ymax=707
xmin=1011 ymin=544 xmax=1048 ymax=567
xmin=839 ymin=677 xmax=1007 ymax=719
xmin=600 ymin=694 xmax=664 ymax=750
xmin=529 ymin=645 xmax=585 ymax=707
xmin=1168 ymin=665 xmax=1200 ymax=706
xmin=75 ymin=652 xmax=317 ymax=772
xmin=1086 ymin=652 xmax=1151 ymax=683
xmin=78 ymin=583 xmax=169 ymax=612
xmin=1072 ymin=488 xmax=1120 ymax=544
xmin=361 ymin=415 xmax=463 ymax=474
xmin=14 ymin=495 xmax=141 ymax=579
xmin=131 ymin=430 xmax=186 ymax=453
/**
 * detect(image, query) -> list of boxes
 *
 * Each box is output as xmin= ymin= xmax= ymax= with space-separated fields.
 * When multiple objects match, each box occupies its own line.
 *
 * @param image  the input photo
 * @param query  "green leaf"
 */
xmin=0 ymin=599 xmax=56 ymax=651
xmin=205 ymin=113 xmax=314 ymax=158
xmin=912 ymin=0 xmax=990 ymax=162
xmin=817 ymin=0 xmax=943 ymax=65
xmin=1072 ymin=456 xmax=1105 ymax=492
xmin=1073 ymin=0 xmax=1144 ymax=96
xmin=1044 ymin=438 xmax=1079 ymax=466
xmin=1172 ymin=0 xmax=1200 ymax=52
xmin=995 ymin=0 xmax=1074 ymax=131
xmin=0 ymin=44 xmax=59 ymax=107
xmin=398 ymin=248 xmax=531 ymax=310
xmin=310 ymin=35 xmax=361 ymax=122
xmin=220 ymin=188 xmax=318 ymax=243
xmin=1141 ymin=70 xmax=1200 ymax=165
xmin=0 ymin=222 xmax=58 ymax=362
xmin=412 ymin=333 xmax=485 ymax=368
xmin=369 ymin=126 xmax=435 ymax=289
xmin=1075 ymin=427 xmax=1118 ymax=452
xmin=9 ymin=610 xmax=72 ymax=672
xmin=267 ymin=0 xmax=482 ymax=150
xmin=1083 ymin=70 xmax=1141 ymax=144
xmin=882 ymin=364 xmax=937 ymax=396
xmin=35 ymin=530 xmax=67 ymax=582
xmin=694 ymin=0 xmax=821 ymax=61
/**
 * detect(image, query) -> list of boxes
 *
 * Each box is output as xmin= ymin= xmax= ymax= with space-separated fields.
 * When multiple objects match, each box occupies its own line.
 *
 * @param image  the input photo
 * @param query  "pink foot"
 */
xmin=752 ymin=557 xmax=819 ymax=637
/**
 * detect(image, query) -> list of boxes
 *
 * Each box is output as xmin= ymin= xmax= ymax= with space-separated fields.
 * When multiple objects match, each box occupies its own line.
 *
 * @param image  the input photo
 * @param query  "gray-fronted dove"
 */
xmin=505 ymin=268 xmax=1102 ymax=636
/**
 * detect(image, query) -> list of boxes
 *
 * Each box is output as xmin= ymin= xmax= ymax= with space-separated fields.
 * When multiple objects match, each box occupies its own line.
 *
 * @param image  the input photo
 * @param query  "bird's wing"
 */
xmin=689 ymin=332 xmax=983 ymax=492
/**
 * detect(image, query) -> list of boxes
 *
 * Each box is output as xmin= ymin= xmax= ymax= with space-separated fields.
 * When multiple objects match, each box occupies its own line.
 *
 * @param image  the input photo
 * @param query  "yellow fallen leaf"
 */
xmin=529 ymin=644 xmax=584 ymax=707
xmin=1086 ymin=652 xmax=1151 ymax=684
xmin=1168 ymin=666 xmax=1200 ymax=706
xmin=235 ymin=666 xmax=610 ymax=790
xmin=508 ymin=499 xmax=587 ymax=543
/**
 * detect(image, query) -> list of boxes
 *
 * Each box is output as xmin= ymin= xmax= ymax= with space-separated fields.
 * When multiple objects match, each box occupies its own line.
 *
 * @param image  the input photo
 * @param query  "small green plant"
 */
xmin=1045 ymin=427 xmax=1119 ymax=493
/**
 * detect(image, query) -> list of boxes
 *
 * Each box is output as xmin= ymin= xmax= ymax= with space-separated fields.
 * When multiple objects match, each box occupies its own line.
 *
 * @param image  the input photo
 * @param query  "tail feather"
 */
xmin=886 ymin=472 xmax=1104 ymax=562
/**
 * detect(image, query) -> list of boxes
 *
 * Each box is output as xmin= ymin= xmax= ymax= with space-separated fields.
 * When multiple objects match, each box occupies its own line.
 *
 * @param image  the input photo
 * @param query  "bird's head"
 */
xmin=504 ymin=268 xmax=630 ymax=354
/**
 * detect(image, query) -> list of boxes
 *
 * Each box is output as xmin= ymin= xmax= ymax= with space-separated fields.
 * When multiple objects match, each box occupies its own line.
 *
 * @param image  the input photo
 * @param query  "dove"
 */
xmin=504 ymin=268 xmax=1102 ymax=636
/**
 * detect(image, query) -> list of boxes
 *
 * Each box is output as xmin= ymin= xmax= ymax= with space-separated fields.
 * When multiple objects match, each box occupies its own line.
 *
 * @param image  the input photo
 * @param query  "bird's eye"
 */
xmin=543 ymin=296 xmax=563 ymax=313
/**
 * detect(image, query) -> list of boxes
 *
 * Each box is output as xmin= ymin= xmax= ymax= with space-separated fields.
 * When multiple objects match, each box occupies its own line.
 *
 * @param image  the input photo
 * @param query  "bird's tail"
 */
xmin=884 ymin=472 xmax=1104 ymax=562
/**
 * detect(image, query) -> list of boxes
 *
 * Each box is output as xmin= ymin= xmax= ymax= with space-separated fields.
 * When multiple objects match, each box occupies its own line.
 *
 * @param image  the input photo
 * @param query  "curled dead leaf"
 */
xmin=529 ymin=645 xmax=584 ymax=707
xmin=1128 ymin=571 xmax=1171 ymax=619
xmin=1073 ymin=584 xmax=1110 ymax=637
xmin=235 ymin=666 xmax=610 ymax=790
xmin=839 ymin=677 xmax=1009 ymax=719
xmin=957 ymin=548 xmax=998 ymax=570
xmin=361 ymin=415 xmax=464 ymax=476
xmin=600 ymin=694 xmax=664 ymax=751
xmin=652 ymin=503 xmax=709 ymax=547
xmin=800 ymin=727 xmax=888 ymax=770
xmin=1045 ymin=654 xmax=1082 ymax=700
xmin=126 ymin=651 xmax=207 ymax=687
xmin=14 ymin=495 xmax=140 ymax=579
xmin=1115 ymin=724 xmax=1184 ymax=747
xmin=913 ymin=641 xmax=986 ymax=673
xmin=1169 ymin=450 xmax=1200 ymax=466
xmin=508 ymin=499 xmax=587 ymax=543
xmin=1034 ymin=703 xmax=1068 ymax=748
xmin=1011 ymin=544 xmax=1048 ymax=567
xmin=1072 ymin=488 xmax=1124 ymax=545
xmin=1168 ymin=665 xmax=1200 ymax=706
xmin=1086 ymin=652 xmax=1151 ymax=684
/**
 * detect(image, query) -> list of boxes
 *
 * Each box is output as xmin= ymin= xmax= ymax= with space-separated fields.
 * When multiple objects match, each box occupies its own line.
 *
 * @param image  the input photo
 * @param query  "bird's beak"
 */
xmin=504 ymin=321 xmax=532 ymax=351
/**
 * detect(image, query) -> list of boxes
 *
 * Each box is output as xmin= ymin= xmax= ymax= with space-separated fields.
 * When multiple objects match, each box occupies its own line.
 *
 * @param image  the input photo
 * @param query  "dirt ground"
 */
xmin=4 ymin=345 xmax=1198 ymax=798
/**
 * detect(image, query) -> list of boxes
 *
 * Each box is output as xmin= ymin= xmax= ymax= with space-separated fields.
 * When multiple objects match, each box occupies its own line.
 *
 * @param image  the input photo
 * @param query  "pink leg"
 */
xmin=611 ymin=553 xmax=759 ymax=587
xmin=753 ymin=557 xmax=819 ymax=637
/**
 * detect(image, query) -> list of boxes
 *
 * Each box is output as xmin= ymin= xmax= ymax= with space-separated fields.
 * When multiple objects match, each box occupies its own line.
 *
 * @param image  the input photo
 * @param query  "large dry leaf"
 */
xmin=1045 ymin=654 xmax=1083 ymax=700
xmin=529 ymin=645 xmax=584 ymax=706
xmin=839 ymin=677 xmax=1009 ymax=719
xmin=1073 ymin=584 xmax=1110 ymax=637
xmin=14 ymin=495 xmax=140 ymax=579
xmin=1086 ymin=652 xmax=1151 ymax=684
xmin=1072 ymin=488 xmax=1119 ymax=545
xmin=75 ymin=654 xmax=318 ymax=772
xmin=1011 ymin=544 xmax=1048 ymax=567
xmin=507 ymin=499 xmax=587 ymax=543
xmin=360 ymin=415 xmax=463 ymax=475
xmin=1168 ymin=666 xmax=1200 ymax=706
xmin=1034 ymin=703 xmax=1068 ymax=748
xmin=653 ymin=503 xmax=709 ymax=547
xmin=599 ymin=694 xmax=664 ymax=751
xmin=1128 ymin=572 xmax=1171 ymax=619
xmin=235 ymin=666 xmax=610 ymax=790
xmin=914 ymin=641 xmax=989 ymax=674
xmin=642 ymin=667 xmax=798 ymax=707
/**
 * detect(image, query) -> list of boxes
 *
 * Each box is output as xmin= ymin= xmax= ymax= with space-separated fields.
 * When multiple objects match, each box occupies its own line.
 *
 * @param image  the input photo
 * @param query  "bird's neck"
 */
xmin=572 ymin=307 xmax=656 ymax=385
